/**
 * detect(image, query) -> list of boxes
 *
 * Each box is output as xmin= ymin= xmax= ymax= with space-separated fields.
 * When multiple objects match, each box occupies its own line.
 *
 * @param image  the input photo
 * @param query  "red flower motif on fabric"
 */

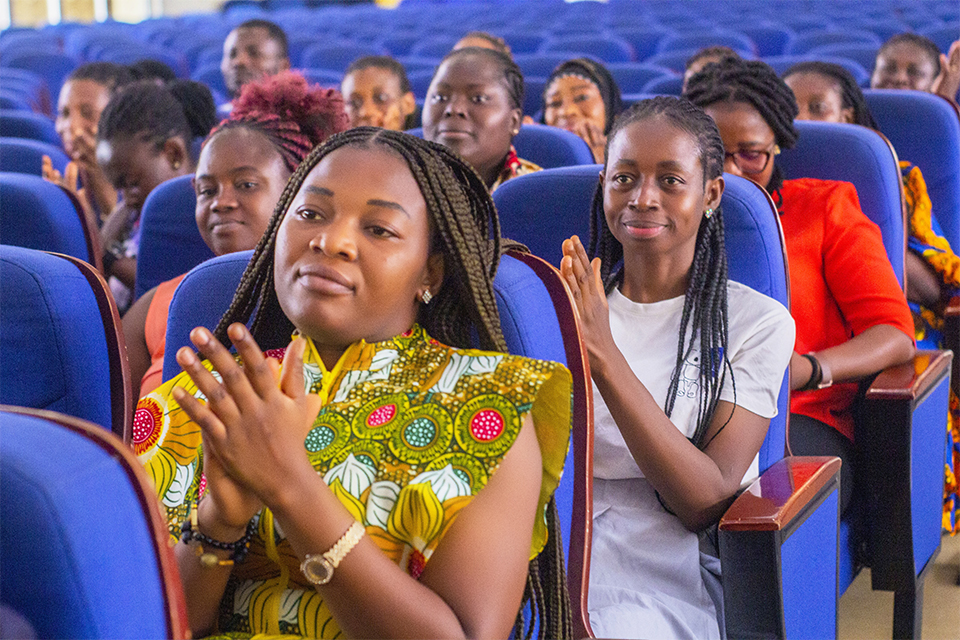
xmin=470 ymin=409 xmax=504 ymax=442
xmin=132 ymin=398 xmax=163 ymax=455
xmin=367 ymin=404 xmax=397 ymax=428
xmin=198 ymin=473 xmax=207 ymax=499
xmin=264 ymin=348 xmax=286 ymax=360
xmin=407 ymin=548 xmax=427 ymax=580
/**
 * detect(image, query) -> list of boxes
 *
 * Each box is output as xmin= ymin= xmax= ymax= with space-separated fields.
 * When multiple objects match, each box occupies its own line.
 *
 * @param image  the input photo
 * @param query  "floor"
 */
xmin=839 ymin=533 xmax=960 ymax=639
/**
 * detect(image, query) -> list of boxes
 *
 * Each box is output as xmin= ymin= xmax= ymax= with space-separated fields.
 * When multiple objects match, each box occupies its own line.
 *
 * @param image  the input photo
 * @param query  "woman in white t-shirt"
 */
xmin=561 ymin=96 xmax=795 ymax=640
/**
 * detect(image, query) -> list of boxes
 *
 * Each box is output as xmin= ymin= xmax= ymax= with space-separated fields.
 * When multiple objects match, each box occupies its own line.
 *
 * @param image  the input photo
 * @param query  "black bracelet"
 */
xmin=101 ymin=249 xmax=117 ymax=273
xmin=180 ymin=507 xmax=257 ymax=565
xmin=799 ymin=353 xmax=823 ymax=391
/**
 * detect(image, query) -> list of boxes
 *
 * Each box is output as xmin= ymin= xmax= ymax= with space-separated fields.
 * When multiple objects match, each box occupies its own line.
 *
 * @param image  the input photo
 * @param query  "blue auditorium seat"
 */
xmin=0 ymin=407 xmax=188 ymax=639
xmin=190 ymin=62 xmax=231 ymax=103
xmin=134 ymin=174 xmax=213 ymax=300
xmin=919 ymin=22 xmax=960 ymax=54
xmin=764 ymin=54 xmax=870 ymax=86
xmin=0 ymin=110 xmax=61 ymax=146
xmin=514 ymin=52 xmax=589 ymax=79
xmin=0 ymin=137 xmax=68 ymax=175
xmin=0 ymin=90 xmax=34 ymax=112
xmin=779 ymin=120 xmax=953 ymax=638
xmin=408 ymin=35 xmax=459 ymax=60
xmin=739 ymin=25 xmax=797 ymax=57
xmin=655 ymin=30 xmax=757 ymax=56
xmin=606 ymin=63 xmax=676 ymax=94
xmin=641 ymin=74 xmax=684 ymax=96
xmin=540 ymin=34 xmax=636 ymax=63
xmin=0 ymin=247 xmax=131 ymax=439
xmin=2 ymin=51 xmax=78 ymax=101
xmin=301 ymin=43 xmax=389 ymax=73
xmin=806 ymin=43 xmax=881 ymax=75
xmin=159 ymin=247 xmax=596 ymax=639
xmin=785 ymin=29 xmax=882 ymax=55
xmin=612 ymin=27 xmax=674 ymax=62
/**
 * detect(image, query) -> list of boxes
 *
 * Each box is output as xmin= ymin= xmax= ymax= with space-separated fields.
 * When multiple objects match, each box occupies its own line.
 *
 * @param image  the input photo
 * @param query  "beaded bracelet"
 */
xmin=180 ymin=502 xmax=257 ymax=568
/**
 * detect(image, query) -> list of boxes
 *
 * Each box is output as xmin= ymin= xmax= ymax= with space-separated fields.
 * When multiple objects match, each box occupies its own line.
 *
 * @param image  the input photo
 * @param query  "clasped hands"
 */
xmin=173 ymin=324 xmax=322 ymax=533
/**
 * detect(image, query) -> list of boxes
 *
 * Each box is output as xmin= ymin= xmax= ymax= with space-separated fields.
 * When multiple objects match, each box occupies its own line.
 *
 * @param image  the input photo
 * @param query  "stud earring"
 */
xmin=704 ymin=208 xmax=714 ymax=219
xmin=173 ymin=160 xmax=182 ymax=170
xmin=420 ymin=290 xmax=433 ymax=305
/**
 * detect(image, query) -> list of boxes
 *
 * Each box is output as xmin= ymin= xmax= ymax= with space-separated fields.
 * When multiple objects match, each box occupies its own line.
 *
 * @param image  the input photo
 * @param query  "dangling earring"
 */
xmin=704 ymin=208 xmax=714 ymax=219
xmin=420 ymin=290 xmax=433 ymax=305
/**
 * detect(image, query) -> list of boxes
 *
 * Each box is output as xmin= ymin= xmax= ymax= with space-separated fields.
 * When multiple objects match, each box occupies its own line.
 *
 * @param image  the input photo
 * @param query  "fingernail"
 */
xmin=228 ymin=323 xmax=245 ymax=341
xmin=178 ymin=347 xmax=197 ymax=365
xmin=191 ymin=328 xmax=210 ymax=346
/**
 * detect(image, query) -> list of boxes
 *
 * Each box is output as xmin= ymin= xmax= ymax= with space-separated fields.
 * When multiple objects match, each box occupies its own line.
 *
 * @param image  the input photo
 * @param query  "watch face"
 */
xmin=301 ymin=555 xmax=334 ymax=585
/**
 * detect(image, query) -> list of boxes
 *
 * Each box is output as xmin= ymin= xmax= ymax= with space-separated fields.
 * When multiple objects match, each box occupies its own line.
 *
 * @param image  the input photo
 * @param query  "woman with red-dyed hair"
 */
xmin=124 ymin=70 xmax=349 ymax=398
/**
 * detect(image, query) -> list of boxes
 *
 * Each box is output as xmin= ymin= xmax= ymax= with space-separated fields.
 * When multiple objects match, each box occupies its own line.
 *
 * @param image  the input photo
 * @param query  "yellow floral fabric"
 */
xmin=133 ymin=325 xmax=572 ymax=638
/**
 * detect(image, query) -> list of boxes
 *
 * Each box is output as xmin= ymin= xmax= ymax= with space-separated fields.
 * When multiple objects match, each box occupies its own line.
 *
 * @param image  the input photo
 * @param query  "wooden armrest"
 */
xmin=719 ymin=456 xmax=841 ymax=532
xmin=945 ymin=295 xmax=959 ymax=318
xmin=864 ymin=350 xmax=953 ymax=401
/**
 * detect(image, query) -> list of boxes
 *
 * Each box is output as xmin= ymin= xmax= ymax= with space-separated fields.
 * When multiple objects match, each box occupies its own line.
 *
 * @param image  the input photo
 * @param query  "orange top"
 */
xmin=779 ymin=178 xmax=914 ymax=441
xmin=140 ymin=273 xmax=186 ymax=396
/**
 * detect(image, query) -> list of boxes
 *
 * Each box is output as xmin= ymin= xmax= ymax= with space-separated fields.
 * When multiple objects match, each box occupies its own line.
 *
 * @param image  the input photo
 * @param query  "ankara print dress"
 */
xmin=134 ymin=324 xmax=572 ymax=638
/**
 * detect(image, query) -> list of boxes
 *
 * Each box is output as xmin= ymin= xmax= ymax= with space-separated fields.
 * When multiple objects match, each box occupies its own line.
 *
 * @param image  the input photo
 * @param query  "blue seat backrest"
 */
xmin=0 ymin=247 xmax=113 ymax=430
xmin=492 ymin=164 xmax=596 ymax=268
xmin=406 ymin=124 xmax=594 ymax=170
xmin=779 ymin=120 xmax=905 ymax=284
xmin=0 ymin=410 xmax=173 ymax=639
xmin=0 ymin=110 xmax=61 ymax=146
xmin=0 ymin=137 xmax=68 ymax=175
xmin=0 ymin=171 xmax=92 ymax=262
xmin=864 ymin=89 xmax=960 ymax=250
xmin=135 ymin=174 xmax=214 ymax=299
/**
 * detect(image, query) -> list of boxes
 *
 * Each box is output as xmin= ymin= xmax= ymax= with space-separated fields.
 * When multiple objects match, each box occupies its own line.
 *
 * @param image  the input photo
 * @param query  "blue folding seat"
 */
xmin=499 ymin=32 xmax=546 ymax=56
xmin=786 ymin=30 xmax=883 ymax=55
xmin=299 ymin=68 xmax=343 ymax=89
xmin=406 ymin=69 xmax=435 ymax=100
xmin=764 ymin=55 xmax=870 ymax=86
xmin=778 ymin=120 xmax=953 ymax=638
xmin=407 ymin=36 xmax=459 ymax=61
xmin=641 ymin=74 xmax=683 ymax=96
xmin=611 ymin=27 xmax=674 ymax=62
xmin=184 ymin=38 xmax=225 ymax=73
xmin=0 ymin=32 xmax=62 ymax=57
xmin=655 ymin=30 xmax=757 ymax=56
xmin=0 ymin=110 xmax=62 ymax=146
xmin=191 ymin=63 xmax=231 ymax=103
xmin=94 ymin=45 xmax=188 ymax=78
xmin=135 ymin=174 xmax=212 ymax=300
xmin=515 ymin=52 xmax=589 ymax=79
xmin=524 ymin=76 xmax=546 ymax=118
xmin=853 ymin=18 xmax=912 ymax=44
xmin=540 ymin=34 xmax=635 ymax=64
xmin=158 ymin=247 xmax=595 ymax=638
xmin=0 ymin=69 xmax=53 ymax=115
xmin=0 ymin=138 xmax=68 ymax=176
xmin=919 ymin=23 xmax=960 ymax=57
xmin=378 ymin=33 xmax=421 ymax=57
xmin=0 ymin=407 xmax=188 ymax=638
xmin=806 ymin=43 xmax=880 ymax=75
xmin=0 ymin=247 xmax=132 ymax=439
xmin=606 ymin=63 xmax=675 ymax=94
xmin=300 ymin=42 xmax=389 ymax=73
xmin=1 ymin=51 xmax=78 ymax=103
xmin=0 ymin=91 xmax=34 ymax=113
xmin=406 ymin=123 xmax=593 ymax=171
xmin=738 ymin=25 xmax=797 ymax=57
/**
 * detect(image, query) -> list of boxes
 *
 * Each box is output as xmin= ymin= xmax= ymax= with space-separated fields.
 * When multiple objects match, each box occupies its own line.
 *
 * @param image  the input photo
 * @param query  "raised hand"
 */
xmin=560 ymin=235 xmax=617 ymax=373
xmin=173 ymin=324 xmax=323 ymax=515
xmin=932 ymin=40 xmax=960 ymax=105
xmin=573 ymin=120 xmax=608 ymax=163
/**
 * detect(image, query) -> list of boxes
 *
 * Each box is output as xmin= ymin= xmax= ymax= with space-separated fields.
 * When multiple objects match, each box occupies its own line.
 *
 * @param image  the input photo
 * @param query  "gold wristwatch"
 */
xmin=300 ymin=520 xmax=365 ymax=586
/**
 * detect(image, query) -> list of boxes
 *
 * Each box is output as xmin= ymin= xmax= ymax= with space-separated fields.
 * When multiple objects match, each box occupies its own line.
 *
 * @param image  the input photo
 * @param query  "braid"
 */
xmin=205 ymin=71 xmax=349 ymax=173
xmin=685 ymin=58 xmax=799 ymax=193
xmin=782 ymin=62 xmax=879 ymax=129
xmin=591 ymin=97 xmax=734 ymax=449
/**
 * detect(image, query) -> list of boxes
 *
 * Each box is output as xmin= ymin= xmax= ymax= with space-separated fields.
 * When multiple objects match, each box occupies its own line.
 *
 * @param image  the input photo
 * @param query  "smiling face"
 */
xmin=871 ymin=41 xmax=938 ymax=91
xmin=273 ymin=145 xmax=443 ymax=349
xmin=543 ymin=75 xmax=607 ymax=134
xmin=96 ymin=134 xmax=189 ymax=210
xmin=194 ymin=127 xmax=291 ymax=256
xmin=703 ymin=100 xmax=778 ymax=191
xmin=56 ymin=79 xmax=112 ymax=158
xmin=603 ymin=116 xmax=721 ymax=265
xmin=422 ymin=53 xmax=521 ymax=187
xmin=221 ymin=26 xmax=290 ymax=97
xmin=784 ymin=71 xmax=854 ymax=123
xmin=341 ymin=66 xmax=416 ymax=131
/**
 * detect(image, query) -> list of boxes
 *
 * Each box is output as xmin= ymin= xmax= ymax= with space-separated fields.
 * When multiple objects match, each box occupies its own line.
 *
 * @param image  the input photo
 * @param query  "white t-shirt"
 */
xmin=593 ymin=280 xmax=796 ymax=485
xmin=588 ymin=280 xmax=795 ymax=640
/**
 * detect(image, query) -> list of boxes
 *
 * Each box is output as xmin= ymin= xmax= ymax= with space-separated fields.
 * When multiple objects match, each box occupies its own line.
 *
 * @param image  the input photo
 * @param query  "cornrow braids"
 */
xmin=205 ymin=70 xmax=349 ymax=173
xmin=878 ymin=33 xmax=942 ymax=76
xmin=438 ymin=46 xmax=525 ymax=110
xmin=345 ymin=55 xmax=412 ymax=94
xmin=782 ymin=61 xmax=879 ymax=129
xmin=97 ymin=80 xmax=216 ymax=152
xmin=684 ymin=57 xmax=799 ymax=193
xmin=214 ymin=127 xmax=570 ymax=638
xmin=590 ymin=97 xmax=734 ymax=449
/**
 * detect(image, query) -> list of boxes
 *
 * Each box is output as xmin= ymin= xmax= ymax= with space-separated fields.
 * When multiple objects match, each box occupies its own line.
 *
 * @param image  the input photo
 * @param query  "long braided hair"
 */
xmin=203 ymin=70 xmax=349 ymax=173
xmin=782 ymin=61 xmax=880 ymax=129
xmin=590 ymin=96 xmax=733 ymax=450
xmin=684 ymin=58 xmax=799 ymax=194
xmin=212 ymin=126 xmax=571 ymax=639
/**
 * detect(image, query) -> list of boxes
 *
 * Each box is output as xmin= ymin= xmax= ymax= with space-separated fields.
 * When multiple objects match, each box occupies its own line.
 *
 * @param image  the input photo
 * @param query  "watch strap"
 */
xmin=799 ymin=353 xmax=823 ymax=391
xmin=301 ymin=520 xmax=365 ymax=585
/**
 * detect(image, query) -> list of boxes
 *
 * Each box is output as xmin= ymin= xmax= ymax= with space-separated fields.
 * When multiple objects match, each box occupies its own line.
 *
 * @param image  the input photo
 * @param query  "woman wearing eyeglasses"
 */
xmin=686 ymin=58 xmax=915 ymax=514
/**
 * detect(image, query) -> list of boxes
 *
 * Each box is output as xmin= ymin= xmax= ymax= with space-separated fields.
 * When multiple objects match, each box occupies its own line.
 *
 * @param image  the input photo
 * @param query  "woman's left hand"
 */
xmin=174 ymin=324 xmax=323 ymax=507
xmin=560 ymin=235 xmax=617 ymax=375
